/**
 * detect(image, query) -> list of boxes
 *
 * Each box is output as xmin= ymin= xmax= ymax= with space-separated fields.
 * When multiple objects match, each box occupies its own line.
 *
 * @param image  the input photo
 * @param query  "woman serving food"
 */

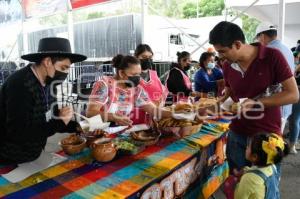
xmin=131 ymin=44 xmax=168 ymax=124
xmin=86 ymin=55 xmax=172 ymax=126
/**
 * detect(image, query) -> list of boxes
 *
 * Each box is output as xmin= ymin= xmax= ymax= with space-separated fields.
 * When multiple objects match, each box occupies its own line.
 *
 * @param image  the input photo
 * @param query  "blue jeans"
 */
xmin=226 ymin=130 xmax=251 ymax=171
xmin=289 ymin=101 xmax=300 ymax=143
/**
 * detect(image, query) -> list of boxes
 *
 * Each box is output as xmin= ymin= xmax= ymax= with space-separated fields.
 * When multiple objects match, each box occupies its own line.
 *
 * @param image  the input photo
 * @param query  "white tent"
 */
xmin=226 ymin=0 xmax=300 ymax=48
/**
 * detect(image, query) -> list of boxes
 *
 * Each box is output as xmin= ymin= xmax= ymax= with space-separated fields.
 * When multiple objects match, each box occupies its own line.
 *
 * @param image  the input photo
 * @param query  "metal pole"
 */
xmin=21 ymin=0 xmax=28 ymax=56
xmin=278 ymin=0 xmax=286 ymax=42
xmin=190 ymin=0 xmax=260 ymax=55
xmin=224 ymin=0 xmax=228 ymax=21
xmin=141 ymin=0 xmax=148 ymax=43
xmin=67 ymin=0 xmax=75 ymax=52
xmin=196 ymin=0 xmax=199 ymax=18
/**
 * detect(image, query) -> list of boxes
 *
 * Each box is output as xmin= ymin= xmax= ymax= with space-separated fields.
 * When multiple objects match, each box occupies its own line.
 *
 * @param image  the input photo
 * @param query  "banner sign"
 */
xmin=71 ymin=0 xmax=111 ymax=9
xmin=22 ymin=0 xmax=68 ymax=19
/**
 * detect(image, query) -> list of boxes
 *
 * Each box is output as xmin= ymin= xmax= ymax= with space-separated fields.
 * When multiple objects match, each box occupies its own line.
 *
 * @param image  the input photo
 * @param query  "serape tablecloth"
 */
xmin=0 ymin=119 xmax=230 ymax=199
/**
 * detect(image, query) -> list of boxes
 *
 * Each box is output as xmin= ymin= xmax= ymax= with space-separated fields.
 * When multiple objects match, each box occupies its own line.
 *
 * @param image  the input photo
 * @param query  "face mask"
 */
xmin=140 ymin=59 xmax=153 ymax=70
xmin=125 ymin=75 xmax=140 ymax=87
xmin=46 ymin=70 xmax=68 ymax=86
xmin=207 ymin=62 xmax=215 ymax=69
xmin=295 ymin=61 xmax=299 ymax=65
xmin=184 ymin=64 xmax=191 ymax=71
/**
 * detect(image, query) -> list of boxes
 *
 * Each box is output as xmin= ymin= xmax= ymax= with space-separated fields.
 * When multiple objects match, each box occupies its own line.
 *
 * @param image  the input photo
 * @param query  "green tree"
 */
xmin=182 ymin=2 xmax=197 ymax=18
xmin=182 ymin=0 xmax=224 ymax=19
xmin=149 ymin=0 xmax=185 ymax=18
xmin=87 ymin=12 xmax=104 ymax=20
xmin=241 ymin=14 xmax=260 ymax=43
xmin=199 ymin=0 xmax=224 ymax=17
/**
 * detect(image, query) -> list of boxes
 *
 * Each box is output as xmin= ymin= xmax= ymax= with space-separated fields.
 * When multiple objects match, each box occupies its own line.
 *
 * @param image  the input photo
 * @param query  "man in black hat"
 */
xmin=0 ymin=37 xmax=87 ymax=164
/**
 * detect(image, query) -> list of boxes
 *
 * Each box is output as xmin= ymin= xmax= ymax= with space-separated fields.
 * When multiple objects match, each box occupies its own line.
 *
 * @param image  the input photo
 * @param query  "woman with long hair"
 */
xmin=131 ymin=44 xmax=168 ymax=124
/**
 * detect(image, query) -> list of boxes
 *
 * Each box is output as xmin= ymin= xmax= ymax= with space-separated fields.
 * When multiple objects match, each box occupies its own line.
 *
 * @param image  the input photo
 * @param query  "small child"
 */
xmin=234 ymin=133 xmax=289 ymax=199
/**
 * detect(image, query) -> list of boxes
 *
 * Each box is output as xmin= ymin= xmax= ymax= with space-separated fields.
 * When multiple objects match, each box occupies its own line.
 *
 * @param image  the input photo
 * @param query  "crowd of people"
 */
xmin=0 ymin=20 xmax=299 ymax=199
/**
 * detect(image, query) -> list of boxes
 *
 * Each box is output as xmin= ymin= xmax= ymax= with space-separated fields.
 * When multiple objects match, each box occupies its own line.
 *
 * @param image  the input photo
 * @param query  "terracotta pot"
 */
xmin=90 ymin=138 xmax=117 ymax=162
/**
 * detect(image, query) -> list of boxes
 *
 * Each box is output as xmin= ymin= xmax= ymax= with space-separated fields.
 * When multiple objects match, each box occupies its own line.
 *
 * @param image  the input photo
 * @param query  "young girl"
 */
xmin=234 ymin=133 xmax=289 ymax=199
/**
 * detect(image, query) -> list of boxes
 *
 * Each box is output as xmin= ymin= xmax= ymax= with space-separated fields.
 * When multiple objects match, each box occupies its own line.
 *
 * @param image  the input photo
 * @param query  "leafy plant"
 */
xmin=87 ymin=12 xmax=104 ymax=20
xmin=241 ymin=14 xmax=260 ymax=43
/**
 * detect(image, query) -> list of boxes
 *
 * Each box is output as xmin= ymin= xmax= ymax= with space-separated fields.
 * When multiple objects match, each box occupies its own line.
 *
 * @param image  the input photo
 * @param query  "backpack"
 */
xmin=247 ymin=165 xmax=280 ymax=199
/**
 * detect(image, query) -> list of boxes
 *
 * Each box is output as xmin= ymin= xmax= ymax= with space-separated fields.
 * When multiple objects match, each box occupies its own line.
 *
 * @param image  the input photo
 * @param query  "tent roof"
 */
xmin=226 ymin=0 xmax=300 ymax=25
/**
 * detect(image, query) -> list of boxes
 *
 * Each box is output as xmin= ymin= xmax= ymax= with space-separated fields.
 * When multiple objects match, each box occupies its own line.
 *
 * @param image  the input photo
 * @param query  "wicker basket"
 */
xmin=157 ymin=123 xmax=202 ymax=138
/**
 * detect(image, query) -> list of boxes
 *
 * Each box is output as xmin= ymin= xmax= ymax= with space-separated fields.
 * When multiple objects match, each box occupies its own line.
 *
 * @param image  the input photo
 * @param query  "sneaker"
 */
xmin=290 ymin=145 xmax=298 ymax=154
xmin=295 ymin=142 xmax=300 ymax=150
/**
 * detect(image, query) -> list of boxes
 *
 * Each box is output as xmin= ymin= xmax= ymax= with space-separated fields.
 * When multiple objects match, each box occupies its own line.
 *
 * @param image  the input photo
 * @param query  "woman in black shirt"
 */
xmin=166 ymin=51 xmax=199 ymax=103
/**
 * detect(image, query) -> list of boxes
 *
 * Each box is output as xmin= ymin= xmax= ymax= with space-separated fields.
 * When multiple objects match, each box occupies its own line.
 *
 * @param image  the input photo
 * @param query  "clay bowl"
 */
xmin=131 ymin=130 xmax=161 ymax=146
xmin=82 ymin=130 xmax=107 ymax=147
xmin=59 ymin=134 xmax=87 ymax=155
xmin=90 ymin=138 xmax=117 ymax=162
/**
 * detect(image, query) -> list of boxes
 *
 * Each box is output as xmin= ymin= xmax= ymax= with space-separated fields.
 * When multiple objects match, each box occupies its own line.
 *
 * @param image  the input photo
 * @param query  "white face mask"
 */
xmin=207 ymin=62 xmax=215 ymax=69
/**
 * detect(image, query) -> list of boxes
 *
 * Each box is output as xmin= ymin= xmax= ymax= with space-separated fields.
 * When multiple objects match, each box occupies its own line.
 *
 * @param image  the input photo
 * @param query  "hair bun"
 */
xmin=112 ymin=54 xmax=124 ymax=69
xmin=176 ymin=52 xmax=181 ymax=57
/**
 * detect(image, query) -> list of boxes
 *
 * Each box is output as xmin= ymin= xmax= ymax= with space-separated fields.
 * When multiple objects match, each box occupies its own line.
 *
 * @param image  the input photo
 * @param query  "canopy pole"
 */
xmin=67 ymin=0 xmax=75 ymax=52
xmin=21 ymin=1 xmax=28 ymax=56
xmin=278 ymin=0 xmax=286 ymax=42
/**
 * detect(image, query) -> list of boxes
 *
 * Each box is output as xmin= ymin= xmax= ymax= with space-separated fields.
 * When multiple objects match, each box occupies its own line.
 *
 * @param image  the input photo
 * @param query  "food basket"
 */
xmin=155 ymin=118 xmax=202 ymax=138
xmin=194 ymin=98 xmax=219 ymax=115
xmin=153 ymin=101 xmax=209 ymax=137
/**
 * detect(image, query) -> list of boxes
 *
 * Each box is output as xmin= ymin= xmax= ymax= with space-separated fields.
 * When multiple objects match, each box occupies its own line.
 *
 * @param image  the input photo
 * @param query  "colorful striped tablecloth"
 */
xmin=0 ymin=119 xmax=229 ymax=199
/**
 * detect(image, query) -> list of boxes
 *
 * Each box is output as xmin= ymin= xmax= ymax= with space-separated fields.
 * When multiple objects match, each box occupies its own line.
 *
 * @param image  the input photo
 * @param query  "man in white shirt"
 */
xmin=256 ymin=22 xmax=295 ymax=131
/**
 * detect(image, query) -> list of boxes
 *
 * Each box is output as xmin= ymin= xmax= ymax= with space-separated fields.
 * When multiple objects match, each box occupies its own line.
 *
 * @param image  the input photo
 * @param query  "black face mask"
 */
xmin=140 ymin=59 xmax=153 ymax=70
xmin=125 ymin=75 xmax=140 ymax=87
xmin=46 ymin=70 xmax=68 ymax=86
xmin=184 ymin=64 xmax=191 ymax=71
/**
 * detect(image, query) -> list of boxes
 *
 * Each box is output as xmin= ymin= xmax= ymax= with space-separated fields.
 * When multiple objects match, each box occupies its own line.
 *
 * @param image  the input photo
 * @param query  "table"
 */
xmin=0 ymin=119 xmax=230 ymax=199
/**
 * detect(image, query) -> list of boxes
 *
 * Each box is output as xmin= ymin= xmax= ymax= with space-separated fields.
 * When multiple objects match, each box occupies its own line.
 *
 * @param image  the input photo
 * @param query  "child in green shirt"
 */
xmin=234 ymin=133 xmax=289 ymax=199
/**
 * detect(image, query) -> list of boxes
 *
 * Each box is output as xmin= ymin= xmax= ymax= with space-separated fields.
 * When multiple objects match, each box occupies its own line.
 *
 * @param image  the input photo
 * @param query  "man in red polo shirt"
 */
xmin=209 ymin=21 xmax=299 ymax=171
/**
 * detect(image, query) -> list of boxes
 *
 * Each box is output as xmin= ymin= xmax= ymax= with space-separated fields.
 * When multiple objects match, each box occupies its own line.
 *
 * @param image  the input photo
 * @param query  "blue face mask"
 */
xmin=207 ymin=62 xmax=215 ymax=69
xmin=295 ymin=61 xmax=299 ymax=65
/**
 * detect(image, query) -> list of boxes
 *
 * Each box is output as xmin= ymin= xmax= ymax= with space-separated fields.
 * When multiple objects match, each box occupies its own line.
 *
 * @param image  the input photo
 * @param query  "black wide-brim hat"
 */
xmin=21 ymin=37 xmax=87 ymax=63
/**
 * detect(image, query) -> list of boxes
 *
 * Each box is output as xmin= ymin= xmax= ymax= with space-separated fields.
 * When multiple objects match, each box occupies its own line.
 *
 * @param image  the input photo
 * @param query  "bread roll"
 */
xmin=196 ymin=98 xmax=217 ymax=108
xmin=231 ymin=102 xmax=240 ymax=113
xmin=174 ymin=103 xmax=193 ymax=113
